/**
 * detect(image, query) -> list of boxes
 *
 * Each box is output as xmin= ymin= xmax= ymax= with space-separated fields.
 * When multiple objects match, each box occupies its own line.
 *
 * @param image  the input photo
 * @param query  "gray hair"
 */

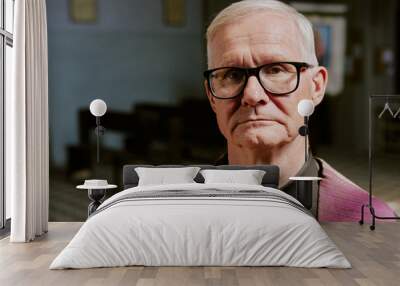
xmin=206 ymin=0 xmax=318 ymax=66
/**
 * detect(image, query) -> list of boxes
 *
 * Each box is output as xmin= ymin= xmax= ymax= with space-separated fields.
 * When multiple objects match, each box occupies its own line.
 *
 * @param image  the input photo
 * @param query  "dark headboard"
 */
xmin=123 ymin=164 xmax=280 ymax=189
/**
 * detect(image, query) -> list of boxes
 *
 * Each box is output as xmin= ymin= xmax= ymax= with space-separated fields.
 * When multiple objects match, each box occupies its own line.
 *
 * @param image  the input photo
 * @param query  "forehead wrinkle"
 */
xmin=210 ymin=29 xmax=303 ymax=68
xmin=220 ymin=51 xmax=288 ymax=68
xmin=208 ymin=11 xmax=306 ymax=68
xmin=219 ymin=41 xmax=300 ymax=68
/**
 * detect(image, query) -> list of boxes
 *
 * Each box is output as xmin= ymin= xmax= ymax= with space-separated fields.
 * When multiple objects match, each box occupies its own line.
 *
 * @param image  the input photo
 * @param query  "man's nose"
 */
xmin=241 ymin=76 xmax=270 ymax=107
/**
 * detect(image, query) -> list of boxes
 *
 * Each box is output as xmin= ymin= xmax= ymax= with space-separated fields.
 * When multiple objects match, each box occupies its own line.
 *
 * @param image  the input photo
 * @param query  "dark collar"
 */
xmin=280 ymin=155 xmax=317 ymax=190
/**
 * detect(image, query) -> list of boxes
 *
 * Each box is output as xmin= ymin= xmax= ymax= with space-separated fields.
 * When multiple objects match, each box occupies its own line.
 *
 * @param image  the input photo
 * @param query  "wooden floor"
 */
xmin=0 ymin=222 xmax=399 ymax=286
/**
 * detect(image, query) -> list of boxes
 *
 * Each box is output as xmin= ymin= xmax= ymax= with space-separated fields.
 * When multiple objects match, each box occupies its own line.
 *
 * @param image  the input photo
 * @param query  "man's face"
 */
xmin=205 ymin=11 xmax=326 ymax=150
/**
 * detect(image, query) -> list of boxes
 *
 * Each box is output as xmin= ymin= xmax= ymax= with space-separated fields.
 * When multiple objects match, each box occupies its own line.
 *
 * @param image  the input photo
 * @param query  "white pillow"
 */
xmin=200 ymin=169 xmax=266 ymax=185
xmin=135 ymin=167 xmax=201 ymax=186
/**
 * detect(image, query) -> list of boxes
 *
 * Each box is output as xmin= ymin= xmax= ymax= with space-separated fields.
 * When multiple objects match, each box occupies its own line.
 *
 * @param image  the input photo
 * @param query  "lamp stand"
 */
xmin=298 ymin=116 xmax=309 ymax=163
xmin=94 ymin=116 xmax=105 ymax=163
xmin=305 ymin=116 xmax=308 ymax=162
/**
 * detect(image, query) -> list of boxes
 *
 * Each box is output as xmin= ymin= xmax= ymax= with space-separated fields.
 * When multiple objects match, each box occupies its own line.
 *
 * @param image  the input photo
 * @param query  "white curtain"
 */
xmin=7 ymin=0 xmax=49 ymax=242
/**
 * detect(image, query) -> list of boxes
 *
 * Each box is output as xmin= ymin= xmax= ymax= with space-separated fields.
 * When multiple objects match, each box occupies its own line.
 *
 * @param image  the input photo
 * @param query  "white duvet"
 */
xmin=50 ymin=183 xmax=351 ymax=269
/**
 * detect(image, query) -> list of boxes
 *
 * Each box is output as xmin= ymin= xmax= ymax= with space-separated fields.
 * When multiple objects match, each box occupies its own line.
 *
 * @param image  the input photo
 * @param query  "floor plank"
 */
xmin=0 ymin=222 xmax=399 ymax=286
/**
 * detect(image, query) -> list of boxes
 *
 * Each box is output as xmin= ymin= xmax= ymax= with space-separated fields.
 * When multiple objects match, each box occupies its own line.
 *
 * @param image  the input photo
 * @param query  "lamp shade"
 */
xmin=89 ymin=99 xmax=107 ymax=117
xmin=297 ymin=99 xmax=314 ymax=117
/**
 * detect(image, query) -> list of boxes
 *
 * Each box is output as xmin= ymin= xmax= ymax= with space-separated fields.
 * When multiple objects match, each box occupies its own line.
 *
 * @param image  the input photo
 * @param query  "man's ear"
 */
xmin=204 ymin=80 xmax=217 ymax=113
xmin=310 ymin=66 xmax=328 ymax=106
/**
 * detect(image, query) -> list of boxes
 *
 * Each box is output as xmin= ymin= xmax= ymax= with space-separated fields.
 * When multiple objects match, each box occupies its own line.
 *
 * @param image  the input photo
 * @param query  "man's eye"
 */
xmin=266 ymin=65 xmax=285 ymax=74
xmin=224 ymin=70 xmax=243 ymax=81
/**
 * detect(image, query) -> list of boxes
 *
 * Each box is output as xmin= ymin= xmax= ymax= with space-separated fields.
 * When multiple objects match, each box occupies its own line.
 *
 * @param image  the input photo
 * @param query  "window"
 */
xmin=1 ymin=0 xmax=14 ymax=230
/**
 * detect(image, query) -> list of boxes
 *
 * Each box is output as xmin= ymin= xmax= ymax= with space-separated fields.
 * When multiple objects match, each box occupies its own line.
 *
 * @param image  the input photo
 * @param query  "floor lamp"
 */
xmin=297 ymin=99 xmax=315 ymax=163
xmin=89 ymin=99 xmax=107 ymax=163
xmin=289 ymin=99 xmax=320 ymax=210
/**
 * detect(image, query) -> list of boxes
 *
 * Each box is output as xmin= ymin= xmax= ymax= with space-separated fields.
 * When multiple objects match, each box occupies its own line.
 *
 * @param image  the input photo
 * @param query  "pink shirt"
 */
xmin=318 ymin=159 xmax=396 ymax=222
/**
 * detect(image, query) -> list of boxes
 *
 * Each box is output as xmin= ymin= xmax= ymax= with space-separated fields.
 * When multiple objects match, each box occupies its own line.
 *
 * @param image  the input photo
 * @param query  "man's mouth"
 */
xmin=233 ymin=119 xmax=276 ymax=131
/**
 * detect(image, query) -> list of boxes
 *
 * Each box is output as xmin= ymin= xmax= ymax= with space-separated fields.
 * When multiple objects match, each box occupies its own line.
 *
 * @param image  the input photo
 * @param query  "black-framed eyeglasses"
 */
xmin=203 ymin=61 xmax=313 ymax=100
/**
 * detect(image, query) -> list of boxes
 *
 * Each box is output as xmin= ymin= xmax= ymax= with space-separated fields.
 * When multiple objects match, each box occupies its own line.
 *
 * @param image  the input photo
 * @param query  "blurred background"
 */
xmin=46 ymin=0 xmax=400 ymax=221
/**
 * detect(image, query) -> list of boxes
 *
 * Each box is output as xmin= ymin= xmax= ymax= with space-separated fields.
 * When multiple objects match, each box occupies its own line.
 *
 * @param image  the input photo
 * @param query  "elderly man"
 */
xmin=203 ymin=0 xmax=395 ymax=221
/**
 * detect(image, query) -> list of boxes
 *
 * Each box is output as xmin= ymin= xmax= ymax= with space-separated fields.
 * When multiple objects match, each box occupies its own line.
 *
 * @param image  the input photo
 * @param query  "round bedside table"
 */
xmin=77 ymin=180 xmax=117 ymax=217
xmin=289 ymin=177 xmax=322 ymax=210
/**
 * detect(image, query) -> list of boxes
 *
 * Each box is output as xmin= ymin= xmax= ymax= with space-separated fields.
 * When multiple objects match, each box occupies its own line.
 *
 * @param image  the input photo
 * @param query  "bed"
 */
xmin=50 ymin=164 xmax=350 ymax=269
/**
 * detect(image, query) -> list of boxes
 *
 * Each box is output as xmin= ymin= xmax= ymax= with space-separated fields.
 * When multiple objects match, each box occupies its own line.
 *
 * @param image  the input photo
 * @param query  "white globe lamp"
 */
xmin=298 ymin=99 xmax=314 ymax=117
xmin=90 ymin=99 xmax=107 ymax=117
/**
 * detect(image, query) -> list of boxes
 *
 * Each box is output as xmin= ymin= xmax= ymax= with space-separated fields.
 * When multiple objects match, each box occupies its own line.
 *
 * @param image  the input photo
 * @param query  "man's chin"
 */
xmin=231 ymin=129 xmax=286 ymax=148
